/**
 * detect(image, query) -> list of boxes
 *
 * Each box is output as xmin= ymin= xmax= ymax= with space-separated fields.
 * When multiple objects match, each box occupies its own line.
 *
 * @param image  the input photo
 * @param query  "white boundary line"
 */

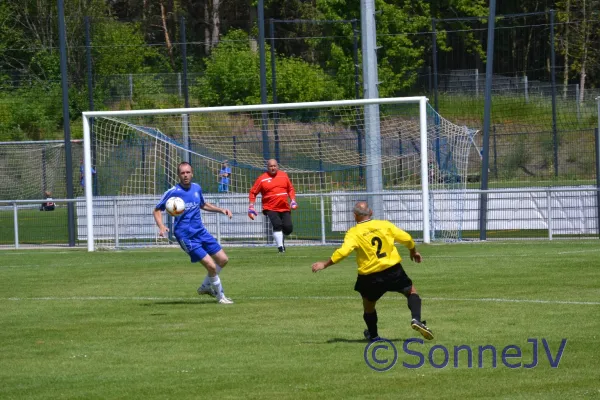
xmin=1 ymin=296 xmax=599 ymax=305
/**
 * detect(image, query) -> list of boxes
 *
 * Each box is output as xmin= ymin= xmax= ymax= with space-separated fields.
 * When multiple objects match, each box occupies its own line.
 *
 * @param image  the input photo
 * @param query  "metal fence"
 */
xmin=1 ymin=13 xmax=600 ymax=249
xmin=1 ymin=188 xmax=598 ymax=249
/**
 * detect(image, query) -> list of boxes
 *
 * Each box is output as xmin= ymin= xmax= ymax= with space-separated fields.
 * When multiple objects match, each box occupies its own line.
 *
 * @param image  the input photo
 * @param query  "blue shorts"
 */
xmin=218 ymin=183 xmax=228 ymax=192
xmin=176 ymin=231 xmax=222 ymax=263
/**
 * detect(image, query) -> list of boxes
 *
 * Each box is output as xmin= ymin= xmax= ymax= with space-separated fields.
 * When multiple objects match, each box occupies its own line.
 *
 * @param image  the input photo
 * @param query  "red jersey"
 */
xmin=249 ymin=170 xmax=296 ymax=212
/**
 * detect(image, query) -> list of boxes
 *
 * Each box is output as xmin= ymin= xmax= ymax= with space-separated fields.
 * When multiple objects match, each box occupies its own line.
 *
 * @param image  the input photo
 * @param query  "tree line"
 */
xmin=0 ymin=0 xmax=598 ymax=141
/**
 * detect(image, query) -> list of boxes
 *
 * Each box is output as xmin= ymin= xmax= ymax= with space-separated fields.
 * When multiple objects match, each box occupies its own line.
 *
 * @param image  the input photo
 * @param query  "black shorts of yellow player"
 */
xmin=354 ymin=263 xmax=413 ymax=302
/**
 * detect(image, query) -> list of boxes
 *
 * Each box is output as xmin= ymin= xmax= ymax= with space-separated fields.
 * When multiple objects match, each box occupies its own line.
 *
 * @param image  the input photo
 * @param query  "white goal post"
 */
xmin=82 ymin=97 xmax=474 ymax=251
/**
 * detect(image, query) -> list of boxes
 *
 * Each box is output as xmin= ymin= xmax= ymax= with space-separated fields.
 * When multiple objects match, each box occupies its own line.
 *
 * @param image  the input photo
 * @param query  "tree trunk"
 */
xmin=211 ymin=0 xmax=221 ymax=48
xmin=159 ymin=1 xmax=176 ymax=69
xmin=523 ymin=22 xmax=534 ymax=79
xmin=143 ymin=0 xmax=148 ymax=22
xmin=249 ymin=5 xmax=257 ymax=52
xmin=578 ymin=0 xmax=589 ymax=104
xmin=562 ymin=0 xmax=570 ymax=100
xmin=579 ymin=58 xmax=586 ymax=103
xmin=204 ymin=1 xmax=211 ymax=55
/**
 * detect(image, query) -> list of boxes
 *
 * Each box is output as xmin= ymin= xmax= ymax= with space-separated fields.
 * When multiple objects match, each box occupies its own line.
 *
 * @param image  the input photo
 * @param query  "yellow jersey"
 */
xmin=330 ymin=219 xmax=415 ymax=275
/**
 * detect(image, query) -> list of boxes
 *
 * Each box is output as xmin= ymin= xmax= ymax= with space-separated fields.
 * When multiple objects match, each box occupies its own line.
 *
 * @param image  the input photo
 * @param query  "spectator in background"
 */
xmin=80 ymin=159 xmax=96 ymax=188
xmin=218 ymin=160 xmax=231 ymax=193
xmin=40 ymin=191 xmax=55 ymax=211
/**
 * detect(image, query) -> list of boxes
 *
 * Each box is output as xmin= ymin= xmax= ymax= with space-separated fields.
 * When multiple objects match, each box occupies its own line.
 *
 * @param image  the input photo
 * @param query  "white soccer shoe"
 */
xmin=197 ymin=285 xmax=217 ymax=298
xmin=217 ymin=295 xmax=234 ymax=305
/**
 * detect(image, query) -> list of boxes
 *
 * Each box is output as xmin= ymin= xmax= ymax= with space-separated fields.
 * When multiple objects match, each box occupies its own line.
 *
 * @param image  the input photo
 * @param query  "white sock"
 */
xmin=201 ymin=265 xmax=222 ymax=288
xmin=274 ymin=231 xmax=284 ymax=247
xmin=209 ymin=275 xmax=223 ymax=299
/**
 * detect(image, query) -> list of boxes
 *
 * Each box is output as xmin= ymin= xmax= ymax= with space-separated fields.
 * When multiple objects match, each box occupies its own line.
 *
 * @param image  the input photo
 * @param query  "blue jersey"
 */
xmin=155 ymin=183 xmax=207 ymax=240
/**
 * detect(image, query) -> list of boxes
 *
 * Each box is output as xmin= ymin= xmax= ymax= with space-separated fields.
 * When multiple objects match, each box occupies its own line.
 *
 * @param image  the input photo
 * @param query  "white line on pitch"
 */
xmin=425 ymin=297 xmax=600 ymax=305
xmin=557 ymin=248 xmax=600 ymax=254
xmin=1 ymin=296 xmax=599 ymax=305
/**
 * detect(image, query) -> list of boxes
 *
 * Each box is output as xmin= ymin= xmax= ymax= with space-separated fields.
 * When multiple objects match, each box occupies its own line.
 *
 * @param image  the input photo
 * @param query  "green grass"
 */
xmin=0 ymin=207 xmax=72 ymax=245
xmin=0 ymin=203 xmax=342 ymax=245
xmin=436 ymin=93 xmax=598 ymax=130
xmin=1 ymin=241 xmax=599 ymax=399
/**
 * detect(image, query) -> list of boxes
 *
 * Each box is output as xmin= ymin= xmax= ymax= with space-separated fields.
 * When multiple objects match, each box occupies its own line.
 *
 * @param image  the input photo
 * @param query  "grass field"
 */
xmin=1 ymin=241 xmax=599 ymax=399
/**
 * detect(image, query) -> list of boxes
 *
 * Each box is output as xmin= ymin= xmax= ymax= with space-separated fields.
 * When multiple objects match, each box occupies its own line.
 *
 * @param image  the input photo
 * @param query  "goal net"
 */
xmin=0 ymin=140 xmax=83 ymax=200
xmin=82 ymin=97 xmax=475 ymax=250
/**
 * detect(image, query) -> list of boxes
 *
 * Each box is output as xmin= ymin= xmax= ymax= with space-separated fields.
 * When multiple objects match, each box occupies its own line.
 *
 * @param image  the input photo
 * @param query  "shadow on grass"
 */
xmin=325 ymin=337 xmax=405 ymax=344
xmin=140 ymin=300 xmax=216 ymax=306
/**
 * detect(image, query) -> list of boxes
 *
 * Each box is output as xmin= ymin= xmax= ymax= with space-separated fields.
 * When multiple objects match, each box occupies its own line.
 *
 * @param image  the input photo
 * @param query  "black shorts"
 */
xmin=354 ymin=263 xmax=413 ymax=302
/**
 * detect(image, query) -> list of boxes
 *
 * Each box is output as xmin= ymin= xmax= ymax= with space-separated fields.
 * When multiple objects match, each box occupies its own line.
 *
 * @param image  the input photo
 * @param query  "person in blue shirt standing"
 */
xmin=80 ymin=159 xmax=96 ymax=188
xmin=218 ymin=160 xmax=231 ymax=193
xmin=153 ymin=161 xmax=234 ymax=304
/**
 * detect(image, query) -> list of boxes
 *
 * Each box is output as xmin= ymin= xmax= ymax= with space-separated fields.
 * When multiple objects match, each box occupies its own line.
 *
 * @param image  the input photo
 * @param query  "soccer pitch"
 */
xmin=1 ymin=241 xmax=599 ymax=399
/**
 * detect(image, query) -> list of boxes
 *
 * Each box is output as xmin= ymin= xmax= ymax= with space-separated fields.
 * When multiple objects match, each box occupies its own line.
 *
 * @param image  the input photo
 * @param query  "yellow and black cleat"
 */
xmin=411 ymin=319 xmax=434 ymax=340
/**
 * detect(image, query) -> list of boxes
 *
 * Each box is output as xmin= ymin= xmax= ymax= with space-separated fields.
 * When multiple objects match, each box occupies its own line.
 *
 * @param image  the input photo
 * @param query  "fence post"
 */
xmin=216 ymin=198 xmax=222 ymax=244
xmin=492 ymin=125 xmax=498 ymax=178
xmin=232 ymin=136 xmax=237 ymax=166
xmin=318 ymin=132 xmax=324 ymax=190
xmin=524 ymin=75 xmax=529 ymax=103
xmin=320 ymin=195 xmax=326 ymax=245
xmin=431 ymin=18 xmax=439 ymax=113
xmin=42 ymin=147 xmax=47 ymax=193
xmin=58 ymin=0 xmax=76 ymax=247
xmin=550 ymin=10 xmax=559 ymax=178
xmin=595 ymin=123 xmax=600 ymax=239
xmin=547 ymin=190 xmax=552 ymax=240
xmin=113 ymin=198 xmax=119 ymax=248
xmin=13 ymin=202 xmax=19 ymax=249
xmin=479 ymin=0 xmax=497 ymax=241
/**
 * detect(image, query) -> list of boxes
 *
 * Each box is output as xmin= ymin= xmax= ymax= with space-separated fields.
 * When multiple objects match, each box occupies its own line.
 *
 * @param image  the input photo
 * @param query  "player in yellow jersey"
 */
xmin=311 ymin=201 xmax=433 ymax=341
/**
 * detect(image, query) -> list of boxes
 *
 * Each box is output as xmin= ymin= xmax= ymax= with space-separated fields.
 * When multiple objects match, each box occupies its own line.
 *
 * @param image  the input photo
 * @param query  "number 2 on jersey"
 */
xmin=371 ymin=236 xmax=387 ymax=259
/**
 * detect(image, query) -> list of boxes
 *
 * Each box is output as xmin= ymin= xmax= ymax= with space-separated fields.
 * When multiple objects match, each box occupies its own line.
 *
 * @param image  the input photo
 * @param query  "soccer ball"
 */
xmin=165 ymin=197 xmax=185 ymax=217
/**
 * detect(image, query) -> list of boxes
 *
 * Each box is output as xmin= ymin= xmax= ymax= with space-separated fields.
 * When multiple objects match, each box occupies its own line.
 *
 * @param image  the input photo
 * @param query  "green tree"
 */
xmin=556 ymin=0 xmax=600 ymax=102
xmin=92 ymin=19 xmax=172 ymax=76
xmin=194 ymin=29 xmax=343 ymax=106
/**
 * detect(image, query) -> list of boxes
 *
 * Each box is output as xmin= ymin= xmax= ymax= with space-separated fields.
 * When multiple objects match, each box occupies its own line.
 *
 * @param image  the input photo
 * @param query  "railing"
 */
xmin=1 ymin=187 xmax=598 ymax=249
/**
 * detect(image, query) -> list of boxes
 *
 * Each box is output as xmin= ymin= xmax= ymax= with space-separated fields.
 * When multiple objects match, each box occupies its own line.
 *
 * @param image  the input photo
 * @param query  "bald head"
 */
xmin=267 ymin=159 xmax=279 ymax=176
xmin=353 ymin=201 xmax=372 ymax=221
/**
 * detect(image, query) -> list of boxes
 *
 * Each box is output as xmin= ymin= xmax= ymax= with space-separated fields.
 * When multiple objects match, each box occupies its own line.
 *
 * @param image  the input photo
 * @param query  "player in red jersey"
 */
xmin=248 ymin=159 xmax=298 ymax=253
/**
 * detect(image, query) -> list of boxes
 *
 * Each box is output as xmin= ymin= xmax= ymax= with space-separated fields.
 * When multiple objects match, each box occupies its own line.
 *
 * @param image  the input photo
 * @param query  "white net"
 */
xmin=0 ymin=140 xmax=83 ymax=200
xmin=86 ymin=99 xmax=475 ymax=248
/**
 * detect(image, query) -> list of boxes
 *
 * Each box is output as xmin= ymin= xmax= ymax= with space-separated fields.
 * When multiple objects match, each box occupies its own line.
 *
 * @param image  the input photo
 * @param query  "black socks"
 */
xmin=407 ymin=293 xmax=422 ymax=322
xmin=363 ymin=310 xmax=378 ymax=338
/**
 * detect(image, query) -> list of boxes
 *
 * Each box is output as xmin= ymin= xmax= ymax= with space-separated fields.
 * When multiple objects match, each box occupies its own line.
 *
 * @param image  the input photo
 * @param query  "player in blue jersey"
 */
xmin=153 ymin=162 xmax=234 ymax=304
